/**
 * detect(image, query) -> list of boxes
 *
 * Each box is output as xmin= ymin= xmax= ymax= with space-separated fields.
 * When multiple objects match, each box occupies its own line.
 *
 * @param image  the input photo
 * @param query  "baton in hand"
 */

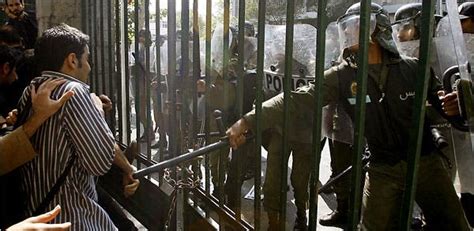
xmin=133 ymin=110 xmax=252 ymax=178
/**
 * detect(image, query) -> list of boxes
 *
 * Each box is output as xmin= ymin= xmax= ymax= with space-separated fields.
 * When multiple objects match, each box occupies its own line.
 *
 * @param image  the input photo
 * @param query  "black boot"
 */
xmin=319 ymin=199 xmax=348 ymax=227
xmin=461 ymin=193 xmax=474 ymax=227
xmin=318 ymin=210 xmax=348 ymax=227
xmin=294 ymin=210 xmax=308 ymax=231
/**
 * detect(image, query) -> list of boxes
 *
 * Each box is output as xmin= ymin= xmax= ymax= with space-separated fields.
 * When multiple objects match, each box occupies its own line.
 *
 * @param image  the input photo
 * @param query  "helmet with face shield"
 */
xmin=393 ymin=3 xmax=422 ymax=42
xmin=337 ymin=11 xmax=376 ymax=52
xmin=337 ymin=2 xmax=399 ymax=57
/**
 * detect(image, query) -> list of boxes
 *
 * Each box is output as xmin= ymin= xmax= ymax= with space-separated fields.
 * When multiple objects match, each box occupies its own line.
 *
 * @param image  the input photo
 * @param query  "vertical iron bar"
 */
xmin=254 ymin=0 xmax=266 ymax=229
xmin=400 ymin=1 xmax=435 ymax=230
xmin=218 ymin=0 xmax=230 ymax=212
xmin=233 ymin=0 xmax=245 ymax=218
xmin=155 ymin=0 xmax=163 ymax=157
xmin=281 ymin=0 xmax=295 ymax=229
xmin=93 ymin=0 xmax=99 ymax=92
xmin=181 ymin=0 xmax=190 ymax=151
xmin=134 ymin=0 xmax=142 ymax=165
xmin=87 ymin=0 xmax=92 ymax=62
xmin=167 ymin=0 xmax=177 ymax=227
xmin=124 ymin=0 xmax=131 ymax=144
xmin=100 ymin=0 xmax=106 ymax=95
xmin=81 ymin=0 xmax=87 ymax=32
xmin=220 ymin=0 xmax=230 ymax=207
xmin=168 ymin=0 xmax=177 ymax=158
xmin=116 ymin=0 xmax=124 ymax=141
xmin=204 ymin=0 xmax=212 ymax=196
xmin=179 ymin=0 xmax=190 ymax=228
xmin=156 ymin=0 xmax=166 ymax=168
xmin=308 ymin=0 xmax=328 ymax=229
xmin=191 ymin=0 xmax=200 ymax=156
xmin=191 ymin=1 xmax=201 ymax=216
xmin=108 ymin=0 xmax=115 ymax=133
xmin=348 ymin=0 xmax=370 ymax=230
xmin=145 ymin=0 xmax=152 ymax=160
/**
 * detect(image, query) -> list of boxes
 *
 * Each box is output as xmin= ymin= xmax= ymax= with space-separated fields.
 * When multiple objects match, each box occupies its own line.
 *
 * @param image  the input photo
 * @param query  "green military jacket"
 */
xmin=243 ymin=52 xmax=459 ymax=164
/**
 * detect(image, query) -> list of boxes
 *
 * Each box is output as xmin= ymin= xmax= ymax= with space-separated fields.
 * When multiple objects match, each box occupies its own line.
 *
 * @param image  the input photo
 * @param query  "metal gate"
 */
xmin=80 ymin=0 xmax=474 ymax=230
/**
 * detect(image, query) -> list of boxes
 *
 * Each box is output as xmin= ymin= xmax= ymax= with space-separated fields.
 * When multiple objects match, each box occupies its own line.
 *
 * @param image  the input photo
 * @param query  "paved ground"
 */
xmin=234 ymin=143 xmax=343 ymax=231
xmin=126 ymin=114 xmax=344 ymax=230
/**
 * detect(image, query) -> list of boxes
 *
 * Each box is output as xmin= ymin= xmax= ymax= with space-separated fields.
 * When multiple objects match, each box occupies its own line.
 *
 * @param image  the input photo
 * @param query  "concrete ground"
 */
xmin=233 ymin=143 xmax=343 ymax=231
xmin=127 ymin=113 xmax=344 ymax=230
xmin=128 ymin=128 xmax=344 ymax=230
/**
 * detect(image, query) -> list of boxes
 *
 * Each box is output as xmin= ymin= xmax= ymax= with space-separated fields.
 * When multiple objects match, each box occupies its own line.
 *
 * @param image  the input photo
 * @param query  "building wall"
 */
xmin=35 ymin=0 xmax=82 ymax=33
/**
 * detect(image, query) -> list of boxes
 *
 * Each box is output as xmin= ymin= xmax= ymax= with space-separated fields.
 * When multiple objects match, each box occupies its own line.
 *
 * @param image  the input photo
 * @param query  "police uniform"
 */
xmin=207 ymin=65 xmax=237 ymax=194
xmin=243 ymin=51 xmax=470 ymax=230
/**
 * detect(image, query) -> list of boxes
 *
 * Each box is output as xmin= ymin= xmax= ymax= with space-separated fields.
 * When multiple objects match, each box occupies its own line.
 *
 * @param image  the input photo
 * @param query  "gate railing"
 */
xmin=80 ymin=0 xmax=461 ymax=230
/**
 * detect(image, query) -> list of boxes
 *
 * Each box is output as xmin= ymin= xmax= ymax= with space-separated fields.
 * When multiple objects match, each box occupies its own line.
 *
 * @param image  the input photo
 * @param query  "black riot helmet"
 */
xmin=337 ymin=2 xmax=399 ymax=56
xmin=393 ymin=3 xmax=422 ymax=41
xmin=394 ymin=3 xmax=422 ymax=23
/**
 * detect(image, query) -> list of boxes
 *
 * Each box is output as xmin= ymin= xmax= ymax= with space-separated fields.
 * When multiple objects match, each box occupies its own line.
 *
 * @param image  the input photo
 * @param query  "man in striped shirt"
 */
xmin=16 ymin=24 xmax=135 ymax=230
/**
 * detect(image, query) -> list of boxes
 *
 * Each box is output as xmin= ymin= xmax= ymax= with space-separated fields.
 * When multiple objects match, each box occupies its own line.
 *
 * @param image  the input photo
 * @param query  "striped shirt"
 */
xmin=17 ymin=71 xmax=117 ymax=230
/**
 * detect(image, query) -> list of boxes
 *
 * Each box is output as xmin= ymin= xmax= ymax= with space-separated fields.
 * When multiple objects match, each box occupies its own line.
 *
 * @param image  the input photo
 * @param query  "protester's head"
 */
xmin=244 ymin=21 xmax=255 ymax=37
xmin=459 ymin=2 xmax=474 ymax=34
xmin=158 ymin=35 xmax=166 ymax=47
xmin=0 ymin=45 xmax=19 ymax=86
xmin=337 ymin=2 xmax=399 ymax=56
xmin=0 ymin=25 xmax=23 ymax=49
xmin=393 ymin=3 xmax=422 ymax=42
xmin=35 ymin=24 xmax=90 ymax=81
xmin=138 ymin=29 xmax=152 ymax=46
xmin=4 ymin=0 xmax=24 ymax=19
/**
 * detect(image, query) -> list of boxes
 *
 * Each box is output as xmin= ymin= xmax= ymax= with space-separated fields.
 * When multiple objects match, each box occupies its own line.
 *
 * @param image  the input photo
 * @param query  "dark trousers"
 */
xmin=360 ymin=154 xmax=470 ymax=231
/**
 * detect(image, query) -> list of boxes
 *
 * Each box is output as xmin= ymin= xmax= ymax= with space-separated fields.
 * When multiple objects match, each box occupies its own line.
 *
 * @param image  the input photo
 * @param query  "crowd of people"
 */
xmin=0 ymin=0 xmax=473 ymax=230
xmin=0 ymin=1 xmax=140 ymax=230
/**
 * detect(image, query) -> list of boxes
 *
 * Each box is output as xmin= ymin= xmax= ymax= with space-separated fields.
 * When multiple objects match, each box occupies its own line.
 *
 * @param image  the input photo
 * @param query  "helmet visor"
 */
xmin=393 ymin=20 xmax=417 ymax=42
xmin=337 ymin=14 xmax=376 ymax=51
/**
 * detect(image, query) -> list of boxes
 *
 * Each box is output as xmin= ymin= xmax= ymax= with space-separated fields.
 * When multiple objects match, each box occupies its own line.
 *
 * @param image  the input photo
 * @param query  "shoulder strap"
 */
xmin=33 ymin=154 xmax=76 ymax=216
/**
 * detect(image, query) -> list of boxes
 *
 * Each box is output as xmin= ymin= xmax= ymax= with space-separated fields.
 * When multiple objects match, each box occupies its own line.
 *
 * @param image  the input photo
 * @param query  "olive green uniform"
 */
xmin=243 ymin=52 xmax=470 ymax=230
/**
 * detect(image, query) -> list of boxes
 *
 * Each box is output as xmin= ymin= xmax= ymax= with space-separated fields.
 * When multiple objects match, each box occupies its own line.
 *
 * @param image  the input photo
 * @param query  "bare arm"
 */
xmin=113 ymin=144 xmax=134 ymax=174
xmin=113 ymin=144 xmax=140 ymax=197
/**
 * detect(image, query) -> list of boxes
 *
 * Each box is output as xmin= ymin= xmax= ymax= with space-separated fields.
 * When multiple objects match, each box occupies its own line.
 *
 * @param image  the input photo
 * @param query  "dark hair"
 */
xmin=34 ymin=23 xmax=89 ymax=72
xmin=0 ymin=44 xmax=20 ymax=76
xmin=0 ymin=25 xmax=23 ymax=47
xmin=138 ymin=29 xmax=152 ymax=46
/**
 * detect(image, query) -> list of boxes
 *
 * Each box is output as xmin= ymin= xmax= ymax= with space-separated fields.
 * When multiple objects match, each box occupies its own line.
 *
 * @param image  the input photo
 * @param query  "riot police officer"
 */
xmin=459 ymin=2 xmax=474 ymax=34
xmin=459 ymin=2 xmax=474 ymax=226
xmin=392 ymin=3 xmax=422 ymax=58
xmin=204 ymin=24 xmax=258 ymax=201
xmin=227 ymin=2 xmax=471 ymax=230
xmin=393 ymin=3 xmax=422 ymax=42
